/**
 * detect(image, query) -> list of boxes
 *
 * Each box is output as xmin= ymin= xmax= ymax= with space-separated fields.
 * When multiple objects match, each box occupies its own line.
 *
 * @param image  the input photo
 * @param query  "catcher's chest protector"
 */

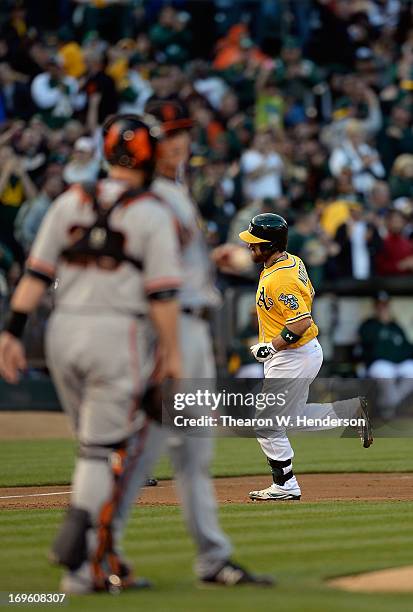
xmin=61 ymin=183 xmax=145 ymax=271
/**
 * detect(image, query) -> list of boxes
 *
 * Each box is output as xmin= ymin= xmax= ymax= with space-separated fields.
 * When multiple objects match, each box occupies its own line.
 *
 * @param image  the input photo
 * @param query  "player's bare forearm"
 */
xmin=149 ymin=298 xmax=182 ymax=378
xmin=150 ymin=299 xmax=180 ymax=350
xmin=0 ymin=275 xmax=47 ymax=384
xmin=11 ymin=275 xmax=49 ymax=313
xmin=271 ymin=316 xmax=312 ymax=350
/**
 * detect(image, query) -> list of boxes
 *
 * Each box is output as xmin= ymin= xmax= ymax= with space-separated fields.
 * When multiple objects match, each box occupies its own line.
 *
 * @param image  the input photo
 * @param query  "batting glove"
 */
xmin=250 ymin=342 xmax=277 ymax=363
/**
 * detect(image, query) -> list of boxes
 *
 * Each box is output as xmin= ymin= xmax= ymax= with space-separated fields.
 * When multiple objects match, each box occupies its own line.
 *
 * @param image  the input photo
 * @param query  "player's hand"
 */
xmin=250 ymin=342 xmax=277 ymax=363
xmin=155 ymin=347 xmax=182 ymax=382
xmin=211 ymin=244 xmax=252 ymax=275
xmin=164 ymin=349 xmax=183 ymax=380
xmin=0 ymin=332 xmax=27 ymax=384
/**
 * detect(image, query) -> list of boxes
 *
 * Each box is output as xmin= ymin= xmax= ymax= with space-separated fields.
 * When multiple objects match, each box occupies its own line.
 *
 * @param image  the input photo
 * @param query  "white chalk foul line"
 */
xmin=0 ymin=491 xmax=71 ymax=500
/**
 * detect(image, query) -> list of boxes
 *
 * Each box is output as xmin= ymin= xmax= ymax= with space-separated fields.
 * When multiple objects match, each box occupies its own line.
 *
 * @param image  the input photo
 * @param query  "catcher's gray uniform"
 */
xmin=152 ymin=176 xmax=231 ymax=577
xmin=27 ymin=179 xmax=182 ymax=591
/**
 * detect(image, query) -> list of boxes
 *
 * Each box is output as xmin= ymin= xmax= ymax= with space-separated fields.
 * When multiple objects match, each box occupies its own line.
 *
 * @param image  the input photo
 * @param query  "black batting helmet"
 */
xmin=102 ymin=113 xmax=163 ymax=179
xmin=145 ymin=97 xmax=193 ymax=134
xmin=239 ymin=213 xmax=288 ymax=253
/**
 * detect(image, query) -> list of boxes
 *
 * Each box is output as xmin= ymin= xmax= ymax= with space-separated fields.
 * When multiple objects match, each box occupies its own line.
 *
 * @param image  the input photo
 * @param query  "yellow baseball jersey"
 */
xmin=256 ymin=253 xmax=318 ymax=347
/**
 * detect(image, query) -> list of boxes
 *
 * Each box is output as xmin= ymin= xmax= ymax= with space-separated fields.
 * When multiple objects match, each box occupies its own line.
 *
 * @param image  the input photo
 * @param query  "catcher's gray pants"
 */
xmin=46 ymin=312 xmax=156 ymax=445
xmin=46 ymin=312 xmax=159 ymax=590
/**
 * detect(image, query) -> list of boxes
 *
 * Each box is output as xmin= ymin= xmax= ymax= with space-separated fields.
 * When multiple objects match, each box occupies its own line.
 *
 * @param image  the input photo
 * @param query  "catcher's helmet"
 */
xmin=145 ymin=98 xmax=193 ymax=134
xmin=102 ymin=113 xmax=163 ymax=177
xmin=239 ymin=213 xmax=288 ymax=252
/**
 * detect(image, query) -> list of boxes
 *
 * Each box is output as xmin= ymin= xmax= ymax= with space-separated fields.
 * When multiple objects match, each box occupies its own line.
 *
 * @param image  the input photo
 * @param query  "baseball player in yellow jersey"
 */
xmin=239 ymin=213 xmax=373 ymax=501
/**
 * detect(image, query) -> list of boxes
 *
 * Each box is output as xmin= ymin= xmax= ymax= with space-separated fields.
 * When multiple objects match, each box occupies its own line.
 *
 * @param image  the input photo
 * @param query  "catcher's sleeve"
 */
xmin=26 ymin=191 xmax=73 ymax=282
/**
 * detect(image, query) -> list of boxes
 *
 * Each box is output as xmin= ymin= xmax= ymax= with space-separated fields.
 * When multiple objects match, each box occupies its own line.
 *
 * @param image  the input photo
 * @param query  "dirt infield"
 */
xmin=0 ymin=411 xmax=73 ymax=440
xmin=1 ymin=472 xmax=413 ymax=510
xmin=1 ymin=412 xmax=413 ymax=507
xmin=329 ymin=565 xmax=413 ymax=593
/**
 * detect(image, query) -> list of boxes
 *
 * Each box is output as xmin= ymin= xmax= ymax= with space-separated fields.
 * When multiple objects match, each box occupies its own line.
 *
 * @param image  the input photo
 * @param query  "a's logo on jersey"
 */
xmin=257 ymin=286 xmax=274 ymax=311
xmin=278 ymin=293 xmax=299 ymax=310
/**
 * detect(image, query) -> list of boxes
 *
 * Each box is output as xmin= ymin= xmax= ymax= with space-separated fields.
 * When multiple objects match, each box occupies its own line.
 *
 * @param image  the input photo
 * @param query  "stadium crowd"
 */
xmin=0 ymin=0 xmax=413 ymax=387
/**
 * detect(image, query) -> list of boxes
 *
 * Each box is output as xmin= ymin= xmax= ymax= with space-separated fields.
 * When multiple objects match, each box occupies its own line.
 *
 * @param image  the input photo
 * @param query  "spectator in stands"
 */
xmin=329 ymin=119 xmax=385 ymax=197
xmin=46 ymin=128 xmax=72 ymax=166
xmin=321 ymin=81 xmax=382 ymax=150
xmin=0 ymin=145 xmax=37 ymax=262
xmin=0 ymin=61 xmax=33 ymax=121
xmin=254 ymin=72 xmax=284 ymax=132
xmin=308 ymin=0 xmax=357 ymax=68
xmin=240 ymin=130 xmax=284 ymax=202
xmin=14 ymin=125 xmax=48 ymax=183
xmin=63 ymin=119 xmax=85 ymax=146
xmin=118 ymin=53 xmax=153 ymax=115
xmin=376 ymin=209 xmax=413 ymax=275
xmin=272 ymin=36 xmax=323 ymax=102
xmin=358 ymin=293 xmax=413 ymax=418
xmin=57 ymin=27 xmax=86 ymax=79
xmin=83 ymin=50 xmax=118 ymax=126
xmin=192 ymin=60 xmax=229 ymax=110
xmin=366 ymin=180 xmax=393 ymax=216
xmin=330 ymin=202 xmax=382 ymax=280
xmin=189 ymin=101 xmax=225 ymax=157
xmin=0 ymin=0 xmax=412 ymax=296
xmin=14 ymin=174 xmax=64 ymax=254
xmin=0 ymin=33 xmax=43 ymax=80
xmin=296 ymin=138 xmax=329 ymax=202
xmin=31 ymin=58 xmax=86 ymax=128
xmin=147 ymin=65 xmax=175 ymax=100
xmin=0 ymin=119 xmax=24 ymax=153
xmin=287 ymin=210 xmax=334 ymax=289
xmin=0 ymin=1 xmax=28 ymax=51
xmin=213 ymin=23 xmax=266 ymax=73
xmin=389 ymin=154 xmax=413 ymax=200
xmin=75 ymin=0 xmax=134 ymax=44
xmin=63 ymin=136 xmax=100 ymax=185
xmin=149 ymin=5 xmax=192 ymax=62
xmin=377 ymin=102 xmax=413 ymax=173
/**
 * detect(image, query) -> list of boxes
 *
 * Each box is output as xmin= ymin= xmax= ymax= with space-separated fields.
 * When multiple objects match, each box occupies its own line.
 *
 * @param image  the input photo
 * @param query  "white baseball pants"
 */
xmin=258 ymin=339 xmax=360 ymax=462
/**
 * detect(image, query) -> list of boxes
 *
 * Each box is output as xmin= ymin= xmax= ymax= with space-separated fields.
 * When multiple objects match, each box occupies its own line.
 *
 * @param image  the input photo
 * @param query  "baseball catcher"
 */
xmin=0 ymin=114 xmax=182 ymax=593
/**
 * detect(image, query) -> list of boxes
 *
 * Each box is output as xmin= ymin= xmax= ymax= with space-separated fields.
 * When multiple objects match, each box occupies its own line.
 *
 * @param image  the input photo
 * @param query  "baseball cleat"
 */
xmin=59 ymin=574 xmax=94 ymax=595
xmin=200 ymin=560 xmax=275 ymax=587
xmin=145 ymin=478 xmax=158 ymax=487
xmin=249 ymin=483 xmax=301 ymax=501
xmin=359 ymin=396 xmax=373 ymax=448
xmin=60 ymin=575 xmax=152 ymax=595
xmin=60 ymin=562 xmax=152 ymax=594
xmin=115 ymin=561 xmax=153 ymax=591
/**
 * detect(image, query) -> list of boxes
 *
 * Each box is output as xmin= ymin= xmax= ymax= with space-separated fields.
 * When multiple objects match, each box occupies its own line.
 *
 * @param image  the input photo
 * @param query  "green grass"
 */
xmin=1 ymin=427 xmax=412 ymax=611
xmin=0 ymin=502 xmax=412 ymax=612
xmin=1 ymin=435 xmax=413 ymax=487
